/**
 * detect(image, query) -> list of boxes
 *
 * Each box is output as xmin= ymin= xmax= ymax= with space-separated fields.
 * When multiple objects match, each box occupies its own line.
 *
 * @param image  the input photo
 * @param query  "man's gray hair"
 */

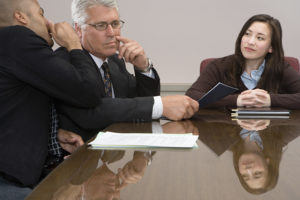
xmin=71 ymin=0 xmax=119 ymax=26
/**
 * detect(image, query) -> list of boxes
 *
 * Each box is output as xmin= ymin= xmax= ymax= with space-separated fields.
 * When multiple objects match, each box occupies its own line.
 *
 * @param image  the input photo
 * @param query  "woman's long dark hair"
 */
xmin=225 ymin=14 xmax=285 ymax=93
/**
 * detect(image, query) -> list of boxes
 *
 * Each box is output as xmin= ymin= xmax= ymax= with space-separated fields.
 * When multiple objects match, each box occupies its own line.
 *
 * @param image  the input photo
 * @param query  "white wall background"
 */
xmin=39 ymin=0 xmax=300 ymax=84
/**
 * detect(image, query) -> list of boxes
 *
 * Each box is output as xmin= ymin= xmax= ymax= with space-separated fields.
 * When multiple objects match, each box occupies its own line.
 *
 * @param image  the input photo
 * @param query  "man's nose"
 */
xmin=106 ymin=25 xmax=115 ymax=36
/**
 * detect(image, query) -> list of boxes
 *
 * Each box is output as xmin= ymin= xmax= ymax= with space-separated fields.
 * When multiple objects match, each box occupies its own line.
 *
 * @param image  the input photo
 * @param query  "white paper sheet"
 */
xmin=89 ymin=132 xmax=198 ymax=149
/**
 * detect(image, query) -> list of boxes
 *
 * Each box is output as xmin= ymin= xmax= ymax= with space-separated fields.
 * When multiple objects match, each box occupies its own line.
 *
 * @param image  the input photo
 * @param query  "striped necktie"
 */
xmin=101 ymin=62 xmax=112 ymax=97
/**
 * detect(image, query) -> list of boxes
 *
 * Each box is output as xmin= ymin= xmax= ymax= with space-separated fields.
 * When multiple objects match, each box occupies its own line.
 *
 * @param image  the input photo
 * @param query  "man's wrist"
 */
xmin=136 ymin=58 xmax=153 ymax=72
xmin=66 ymin=42 xmax=82 ymax=52
xmin=152 ymin=96 xmax=163 ymax=119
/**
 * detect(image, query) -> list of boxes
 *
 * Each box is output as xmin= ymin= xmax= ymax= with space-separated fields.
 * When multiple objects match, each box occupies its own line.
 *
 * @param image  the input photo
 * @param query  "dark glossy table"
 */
xmin=26 ymin=109 xmax=300 ymax=200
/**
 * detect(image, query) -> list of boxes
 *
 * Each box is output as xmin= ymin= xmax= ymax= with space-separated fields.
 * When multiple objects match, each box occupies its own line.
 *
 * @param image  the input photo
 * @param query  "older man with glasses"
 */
xmin=53 ymin=0 xmax=199 ymax=144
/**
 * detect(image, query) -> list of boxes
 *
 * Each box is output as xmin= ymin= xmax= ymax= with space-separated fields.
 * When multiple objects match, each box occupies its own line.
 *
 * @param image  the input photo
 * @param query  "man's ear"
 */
xmin=74 ymin=23 xmax=82 ymax=39
xmin=14 ymin=10 xmax=28 ymax=25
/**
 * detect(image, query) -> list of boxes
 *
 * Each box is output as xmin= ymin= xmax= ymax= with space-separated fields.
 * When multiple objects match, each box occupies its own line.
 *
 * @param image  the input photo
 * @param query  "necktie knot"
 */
xmin=101 ymin=62 xmax=109 ymax=73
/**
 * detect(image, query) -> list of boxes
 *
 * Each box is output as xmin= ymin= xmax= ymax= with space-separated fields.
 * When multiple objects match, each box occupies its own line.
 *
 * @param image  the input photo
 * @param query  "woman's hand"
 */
xmin=237 ymin=89 xmax=271 ymax=108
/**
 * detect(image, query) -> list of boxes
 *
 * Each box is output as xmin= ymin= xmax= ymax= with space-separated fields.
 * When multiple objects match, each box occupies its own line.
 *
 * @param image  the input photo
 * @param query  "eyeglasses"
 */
xmin=86 ymin=20 xmax=125 ymax=31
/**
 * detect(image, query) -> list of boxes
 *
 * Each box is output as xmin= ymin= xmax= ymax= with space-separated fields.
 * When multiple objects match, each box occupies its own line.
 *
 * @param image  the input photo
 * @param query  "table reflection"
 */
xmin=51 ymin=150 xmax=152 ymax=200
xmin=231 ymin=119 xmax=296 ymax=194
xmin=186 ymin=114 xmax=299 ymax=195
xmin=26 ymin=109 xmax=300 ymax=200
xmin=160 ymin=113 xmax=299 ymax=195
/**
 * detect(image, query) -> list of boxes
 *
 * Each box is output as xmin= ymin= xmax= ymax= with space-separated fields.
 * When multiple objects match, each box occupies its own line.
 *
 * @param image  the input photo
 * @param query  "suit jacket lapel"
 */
xmin=108 ymin=57 xmax=129 ymax=98
xmin=82 ymin=51 xmax=130 ymax=98
xmin=83 ymin=49 xmax=106 ymax=96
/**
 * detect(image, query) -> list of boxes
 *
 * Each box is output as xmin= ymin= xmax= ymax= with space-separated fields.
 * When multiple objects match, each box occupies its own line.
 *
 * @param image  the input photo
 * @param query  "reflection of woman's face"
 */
xmin=238 ymin=153 xmax=269 ymax=189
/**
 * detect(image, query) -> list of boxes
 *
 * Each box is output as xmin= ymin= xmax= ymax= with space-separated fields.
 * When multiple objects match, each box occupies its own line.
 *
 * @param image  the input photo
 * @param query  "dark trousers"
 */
xmin=0 ymin=175 xmax=32 ymax=200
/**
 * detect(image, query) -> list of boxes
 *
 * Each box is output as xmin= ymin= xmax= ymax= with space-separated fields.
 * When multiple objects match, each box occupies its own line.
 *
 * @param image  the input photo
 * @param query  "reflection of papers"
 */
xmin=89 ymin=132 xmax=198 ymax=149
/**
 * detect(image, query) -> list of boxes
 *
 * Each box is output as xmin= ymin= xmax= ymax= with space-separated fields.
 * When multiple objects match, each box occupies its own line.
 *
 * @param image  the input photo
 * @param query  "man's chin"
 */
xmin=105 ymin=48 xmax=118 ymax=56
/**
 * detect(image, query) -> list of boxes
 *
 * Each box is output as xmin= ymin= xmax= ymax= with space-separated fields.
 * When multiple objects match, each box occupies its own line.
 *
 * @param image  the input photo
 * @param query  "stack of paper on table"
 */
xmin=88 ymin=132 xmax=198 ymax=149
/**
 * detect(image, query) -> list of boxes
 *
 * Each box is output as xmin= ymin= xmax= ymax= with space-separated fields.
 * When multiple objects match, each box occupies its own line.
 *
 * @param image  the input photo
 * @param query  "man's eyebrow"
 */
xmin=93 ymin=21 xmax=106 ymax=24
xmin=91 ymin=19 xmax=119 ymax=24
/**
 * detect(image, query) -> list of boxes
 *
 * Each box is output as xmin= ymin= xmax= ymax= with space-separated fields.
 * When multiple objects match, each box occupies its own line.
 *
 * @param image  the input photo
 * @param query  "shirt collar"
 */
xmin=254 ymin=59 xmax=266 ymax=77
xmin=240 ymin=129 xmax=264 ymax=150
xmin=241 ymin=59 xmax=266 ymax=81
xmin=89 ymin=53 xmax=108 ymax=69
